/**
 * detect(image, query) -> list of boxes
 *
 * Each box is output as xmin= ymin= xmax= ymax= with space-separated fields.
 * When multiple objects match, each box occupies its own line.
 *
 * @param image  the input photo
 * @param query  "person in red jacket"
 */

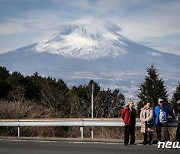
xmin=121 ymin=101 xmax=136 ymax=145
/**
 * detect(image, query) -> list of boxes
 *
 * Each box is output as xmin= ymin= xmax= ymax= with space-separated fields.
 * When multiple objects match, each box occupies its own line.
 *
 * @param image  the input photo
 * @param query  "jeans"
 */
xmin=156 ymin=122 xmax=170 ymax=141
xmin=124 ymin=124 xmax=135 ymax=144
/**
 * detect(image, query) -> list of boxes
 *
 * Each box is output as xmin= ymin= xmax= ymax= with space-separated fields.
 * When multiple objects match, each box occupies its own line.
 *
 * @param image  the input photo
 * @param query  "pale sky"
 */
xmin=0 ymin=0 xmax=180 ymax=55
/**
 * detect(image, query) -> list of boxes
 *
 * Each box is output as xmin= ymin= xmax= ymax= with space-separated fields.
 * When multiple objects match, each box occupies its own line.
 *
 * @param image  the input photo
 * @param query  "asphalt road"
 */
xmin=0 ymin=139 xmax=179 ymax=154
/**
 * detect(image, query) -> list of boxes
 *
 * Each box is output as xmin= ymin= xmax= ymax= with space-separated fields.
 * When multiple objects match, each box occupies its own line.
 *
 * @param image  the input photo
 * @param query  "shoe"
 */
xmin=124 ymin=143 xmax=128 ymax=145
xmin=152 ymin=140 xmax=158 ymax=144
xmin=148 ymin=140 xmax=152 ymax=145
xmin=130 ymin=143 xmax=136 ymax=145
xmin=143 ymin=141 xmax=147 ymax=145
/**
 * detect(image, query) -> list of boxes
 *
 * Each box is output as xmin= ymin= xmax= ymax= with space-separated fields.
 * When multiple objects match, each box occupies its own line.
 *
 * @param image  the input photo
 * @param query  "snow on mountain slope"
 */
xmin=35 ymin=23 xmax=132 ymax=59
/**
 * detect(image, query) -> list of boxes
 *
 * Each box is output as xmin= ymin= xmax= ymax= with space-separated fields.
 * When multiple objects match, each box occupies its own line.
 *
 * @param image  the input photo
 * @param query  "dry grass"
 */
xmin=0 ymin=100 xmax=58 ymax=119
xmin=0 ymin=100 xmax=177 ymax=140
xmin=0 ymin=100 xmax=67 ymax=137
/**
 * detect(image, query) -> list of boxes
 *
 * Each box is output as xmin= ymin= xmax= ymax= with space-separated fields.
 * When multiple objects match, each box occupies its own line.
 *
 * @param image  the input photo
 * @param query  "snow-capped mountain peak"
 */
xmin=35 ymin=23 xmax=128 ymax=59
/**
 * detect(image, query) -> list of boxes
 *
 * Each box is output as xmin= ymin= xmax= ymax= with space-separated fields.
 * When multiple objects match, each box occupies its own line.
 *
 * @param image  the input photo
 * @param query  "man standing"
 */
xmin=154 ymin=98 xmax=175 ymax=141
xmin=121 ymin=101 xmax=136 ymax=145
xmin=174 ymin=100 xmax=180 ymax=142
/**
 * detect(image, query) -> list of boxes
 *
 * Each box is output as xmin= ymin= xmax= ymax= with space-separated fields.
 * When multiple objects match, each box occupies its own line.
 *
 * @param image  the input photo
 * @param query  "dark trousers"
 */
xmin=156 ymin=122 xmax=170 ymax=141
xmin=176 ymin=122 xmax=180 ymax=142
xmin=143 ymin=132 xmax=152 ymax=144
xmin=124 ymin=124 xmax=135 ymax=144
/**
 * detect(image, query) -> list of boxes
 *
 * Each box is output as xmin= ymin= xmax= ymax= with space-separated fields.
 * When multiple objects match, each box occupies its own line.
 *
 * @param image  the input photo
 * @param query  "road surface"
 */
xmin=0 ymin=139 xmax=179 ymax=154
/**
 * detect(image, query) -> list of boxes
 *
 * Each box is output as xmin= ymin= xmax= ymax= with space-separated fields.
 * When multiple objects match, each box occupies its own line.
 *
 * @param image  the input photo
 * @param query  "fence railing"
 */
xmin=0 ymin=118 xmax=178 ymax=138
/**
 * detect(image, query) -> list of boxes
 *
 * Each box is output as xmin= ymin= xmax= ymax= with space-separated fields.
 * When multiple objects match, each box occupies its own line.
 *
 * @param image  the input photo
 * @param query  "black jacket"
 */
xmin=174 ymin=103 xmax=180 ymax=115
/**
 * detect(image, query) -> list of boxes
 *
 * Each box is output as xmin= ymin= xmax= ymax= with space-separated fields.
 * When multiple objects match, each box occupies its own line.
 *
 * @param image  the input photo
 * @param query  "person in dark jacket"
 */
xmin=174 ymin=99 xmax=180 ymax=142
xmin=154 ymin=98 xmax=175 ymax=141
xmin=121 ymin=101 xmax=136 ymax=145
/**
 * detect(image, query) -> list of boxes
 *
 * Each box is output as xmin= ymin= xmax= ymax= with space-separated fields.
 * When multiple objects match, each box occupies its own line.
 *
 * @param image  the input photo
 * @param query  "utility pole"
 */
xmin=91 ymin=81 xmax=94 ymax=139
xmin=91 ymin=81 xmax=94 ymax=119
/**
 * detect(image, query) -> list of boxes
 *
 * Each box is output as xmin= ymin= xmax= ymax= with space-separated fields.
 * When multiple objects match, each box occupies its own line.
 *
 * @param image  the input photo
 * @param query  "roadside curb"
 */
xmin=0 ymin=136 xmax=143 ymax=144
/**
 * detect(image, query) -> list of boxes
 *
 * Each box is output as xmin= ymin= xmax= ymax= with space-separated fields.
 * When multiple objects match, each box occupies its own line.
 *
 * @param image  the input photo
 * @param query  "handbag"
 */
xmin=145 ymin=120 xmax=154 ymax=128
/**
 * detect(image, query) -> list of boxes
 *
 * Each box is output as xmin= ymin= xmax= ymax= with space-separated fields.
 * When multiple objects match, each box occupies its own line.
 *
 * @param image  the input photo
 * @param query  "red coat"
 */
xmin=121 ymin=106 xmax=136 ymax=125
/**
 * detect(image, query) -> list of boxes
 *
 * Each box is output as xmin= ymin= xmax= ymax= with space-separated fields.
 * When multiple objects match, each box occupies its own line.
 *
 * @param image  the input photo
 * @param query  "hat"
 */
xmin=158 ymin=98 xmax=163 ymax=102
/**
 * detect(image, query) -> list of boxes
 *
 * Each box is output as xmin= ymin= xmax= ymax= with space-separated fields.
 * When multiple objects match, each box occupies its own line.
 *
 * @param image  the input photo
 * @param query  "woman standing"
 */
xmin=140 ymin=102 xmax=154 ymax=145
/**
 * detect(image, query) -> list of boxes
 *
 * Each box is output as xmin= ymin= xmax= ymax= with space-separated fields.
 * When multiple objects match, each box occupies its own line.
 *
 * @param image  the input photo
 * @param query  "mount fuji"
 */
xmin=0 ymin=21 xmax=180 ymax=99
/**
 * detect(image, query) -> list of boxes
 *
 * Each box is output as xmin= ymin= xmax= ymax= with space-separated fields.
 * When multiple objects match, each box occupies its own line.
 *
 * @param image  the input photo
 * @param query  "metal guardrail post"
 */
xmin=80 ymin=127 xmax=84 ymax=138
xmin=17 ymin=126 xmax=20 ymax=137
xmin=91 ymin=126 xmax=94 ymax=139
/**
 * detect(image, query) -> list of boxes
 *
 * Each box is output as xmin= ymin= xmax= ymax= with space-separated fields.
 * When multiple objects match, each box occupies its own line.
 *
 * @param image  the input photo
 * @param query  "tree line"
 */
xmin=0 ymin=65 xmax=179 ymax=118
xmin=0 ymin=66 xmax=125 ymax=118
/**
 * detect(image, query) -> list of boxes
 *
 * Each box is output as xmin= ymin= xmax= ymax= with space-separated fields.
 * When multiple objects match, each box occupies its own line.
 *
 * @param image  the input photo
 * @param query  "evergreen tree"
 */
xmin=0 ymin=66 xmax=10 ymax=99
xmin=6 ymin=71 xmax=26 ymax=99
xmin=24 ymin=75 xmax=41 ymax=101
xmin=68 ymin=85 xmax=90 ymax=118
xmin=0 ymin=66 xmax=9 ymax=80
xmin=88 ymin=80 xmax=101 ymax=96
xmin=137 ymin=65 xmax=168 ymax=114
xmin=68 ymin=80 xmax=100 ymax=118
xmin=30 ymin=74 xmax=69 ymax=116
xmin=171 ymin=83 xmax=180 ymax=105
xmin=94 ymin=89 xmax=125 ymax=118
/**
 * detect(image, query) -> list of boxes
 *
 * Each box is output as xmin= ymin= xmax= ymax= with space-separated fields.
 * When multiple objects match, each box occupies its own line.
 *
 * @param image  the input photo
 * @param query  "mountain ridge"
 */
xmin=0 ymin=22 xmax=179 ymax=98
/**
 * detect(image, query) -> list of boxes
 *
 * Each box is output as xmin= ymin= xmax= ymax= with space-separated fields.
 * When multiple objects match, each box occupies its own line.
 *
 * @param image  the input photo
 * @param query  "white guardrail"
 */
xmin=0 ymin=118 xmax=178 ymax=138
